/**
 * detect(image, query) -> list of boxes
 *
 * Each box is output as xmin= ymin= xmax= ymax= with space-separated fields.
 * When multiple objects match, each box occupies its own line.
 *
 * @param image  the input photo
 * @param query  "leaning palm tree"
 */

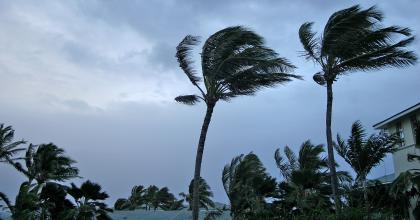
xmin=0 ymin=124 xmax=26 ymax=164
xmin=298 ymin=5 xmax=417 ymax=208
xmin=335 ymin=121 xmax=398 ymax=209
xmin=175 ymin=26 xmax=300 ymax=220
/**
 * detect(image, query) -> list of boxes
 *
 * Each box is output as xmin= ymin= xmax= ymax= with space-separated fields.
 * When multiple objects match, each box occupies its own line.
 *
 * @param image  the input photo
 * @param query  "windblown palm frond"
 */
xmin=0 ymin=124 xmax=26 ymax=164
xmin=176 ymin=26 xmax=300 ymax=105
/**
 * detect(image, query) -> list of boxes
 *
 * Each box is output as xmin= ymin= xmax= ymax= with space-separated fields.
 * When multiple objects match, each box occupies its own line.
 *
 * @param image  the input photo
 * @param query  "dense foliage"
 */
xmin=0 ymin=124 xmax=112 ymax=220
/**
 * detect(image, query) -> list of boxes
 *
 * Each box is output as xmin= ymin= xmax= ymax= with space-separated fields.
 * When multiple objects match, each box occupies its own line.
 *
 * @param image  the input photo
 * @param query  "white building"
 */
xmin=373 ymin=102 xmax=420 ymax=176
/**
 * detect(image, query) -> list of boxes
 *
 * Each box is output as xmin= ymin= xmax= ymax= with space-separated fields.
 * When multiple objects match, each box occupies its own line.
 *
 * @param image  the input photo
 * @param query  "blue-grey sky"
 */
xmin=0 ymin=0 xmax=419 ymax=205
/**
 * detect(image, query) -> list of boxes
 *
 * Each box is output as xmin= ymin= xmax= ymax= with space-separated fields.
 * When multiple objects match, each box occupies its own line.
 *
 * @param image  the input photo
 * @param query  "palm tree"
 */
xmin=67 ymin=180 xmax=113 ymax=220
xmin=0 ymin=124 xmax=26 ymax=164
xmin=334 ymin=121 xmax=398 ymax=209
xmin=275 ymin=141 xmax=351 ymax=216
xmin=11 ymin=143 xmax=79 ymax=185
xmin=175 ymin=26 xmax=300 ymax=220
xmin=298 ymin=5 xmax=417 ymax=208
xmin=180 ymin=177 xmax=215 ymax=210
xmin=114 ymin=185 xmax=146 ymax=210
xmin=222 ymin=153 xmax=277 ymax=219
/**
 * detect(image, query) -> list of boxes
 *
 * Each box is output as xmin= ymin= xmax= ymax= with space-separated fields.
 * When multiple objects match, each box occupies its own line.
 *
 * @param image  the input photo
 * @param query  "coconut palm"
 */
xmin=67 ymin=180 xmax=113 ymax=220
xmin=180 ymin=177 xmax=215 ymax=210
xmin=11 ymin=143 xmax=79 ymax=184
xmin=298 ymin=5 xmax=417 ymax=208
xmin=222 ymin=153 xmax=277 ymax=219
xmin=175 ymin=26 xmax=300 ymax=220
xmin=0 ymin=124 xmax=26 ymax=164
xmin=334 ymin=121 xmax=398 ymax=209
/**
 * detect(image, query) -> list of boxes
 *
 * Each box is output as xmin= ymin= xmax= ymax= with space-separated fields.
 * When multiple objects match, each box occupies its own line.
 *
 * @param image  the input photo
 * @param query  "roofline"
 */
xmin=373 ymin=102 xmax=420 ymax=129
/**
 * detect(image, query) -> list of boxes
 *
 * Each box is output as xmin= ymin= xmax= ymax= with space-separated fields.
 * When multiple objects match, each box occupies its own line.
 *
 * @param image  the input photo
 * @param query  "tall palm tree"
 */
xmin=0 ymin=124 xmax=26 ymax=164
xmin=12 ymin=143 xmax=79 ymax=184
xmin=175 ymin=26 xmax=300 ymax=220
xmin=180 ymin=177 xmax=215 ymax=210
xmin=298 ymin=5 xmax=417 ymax=208
xmin=67 ymin=180 xmax=113 ymax=220
xmin=334 ymin=121 xmax=398 ymax=209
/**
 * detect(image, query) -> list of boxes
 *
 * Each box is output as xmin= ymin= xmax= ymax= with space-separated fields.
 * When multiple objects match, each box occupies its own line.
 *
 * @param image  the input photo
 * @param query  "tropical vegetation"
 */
xmin=1 ymin=3 xmax=418 ymax=220
xmin=0 ymin=124 xmax=113 ymax=220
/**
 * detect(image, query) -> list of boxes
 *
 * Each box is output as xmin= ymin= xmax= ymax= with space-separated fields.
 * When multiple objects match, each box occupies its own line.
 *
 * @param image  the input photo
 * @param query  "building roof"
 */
xmin=373 ymin=102 xmax=420 ymax=129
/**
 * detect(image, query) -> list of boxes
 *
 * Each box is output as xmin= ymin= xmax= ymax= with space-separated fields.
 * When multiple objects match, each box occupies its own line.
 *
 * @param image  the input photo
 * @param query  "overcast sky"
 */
xmin=0 ymin=0 xmax=419 ymax=205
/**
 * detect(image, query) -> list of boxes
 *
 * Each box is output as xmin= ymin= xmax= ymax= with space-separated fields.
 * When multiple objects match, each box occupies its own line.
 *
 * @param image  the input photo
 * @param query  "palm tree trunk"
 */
xmin=192 ymin=102 xmax=215 ymax=220
xmin=326 ymin=81 xmax=340 ymax=211
xmin=362 ymin=176 xmax=370 ymax=219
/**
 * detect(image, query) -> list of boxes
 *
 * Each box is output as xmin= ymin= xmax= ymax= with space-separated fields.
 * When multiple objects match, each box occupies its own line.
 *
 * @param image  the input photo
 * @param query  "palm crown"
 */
xmin=13 ymin=143 xmax=79 ymax=184
xmin=299 ymin=5 xmax=416 ymax=84
xmin=175 ymin=26 xmax=300 ymax=106
xmin=335 ymin=121 xmax=398 ymax=183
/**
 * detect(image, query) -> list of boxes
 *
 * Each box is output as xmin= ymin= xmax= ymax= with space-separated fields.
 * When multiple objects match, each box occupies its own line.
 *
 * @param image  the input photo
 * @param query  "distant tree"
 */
xmin=176 ymin=26 xmax=300 ymax=220
xmin=67 ymin=180 xmax=113 ymax=220
xmin=180 ymin=177 xmax=215 ymax=210
xmin=335 ymin=121 xmax=398 ymax=209
xmin=299 ymin=5 xmax=417 ymax=208
xmin=0 ymin=124 xmax=26 ymax=165
xmin=114 ymin=185 xmax=146 ymax=210
xmin=223 ymin=153 xmax=277 ymax=219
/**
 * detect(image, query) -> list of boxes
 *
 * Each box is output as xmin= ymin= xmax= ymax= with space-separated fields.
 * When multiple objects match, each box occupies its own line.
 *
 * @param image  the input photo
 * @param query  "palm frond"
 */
xmin=299 ymin=22 xmax=320 ymax=61
xmin=174 ymin=95 xmax=202 ymax=105
xmin=176 ymin=35 xmax=201 ymax=84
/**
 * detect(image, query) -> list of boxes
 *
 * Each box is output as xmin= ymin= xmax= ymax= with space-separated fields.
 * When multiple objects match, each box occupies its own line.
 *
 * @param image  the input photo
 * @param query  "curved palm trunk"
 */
xmin=326 ymin=82 xmax=340 ymax=211
xmin=192 ymin=102 xmax=215 ymax=220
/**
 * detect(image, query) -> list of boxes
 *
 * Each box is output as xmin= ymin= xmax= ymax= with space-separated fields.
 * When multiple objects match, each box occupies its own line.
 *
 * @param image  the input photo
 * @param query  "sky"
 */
xmin=0 ymin=0 xmax=419 ymax=205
